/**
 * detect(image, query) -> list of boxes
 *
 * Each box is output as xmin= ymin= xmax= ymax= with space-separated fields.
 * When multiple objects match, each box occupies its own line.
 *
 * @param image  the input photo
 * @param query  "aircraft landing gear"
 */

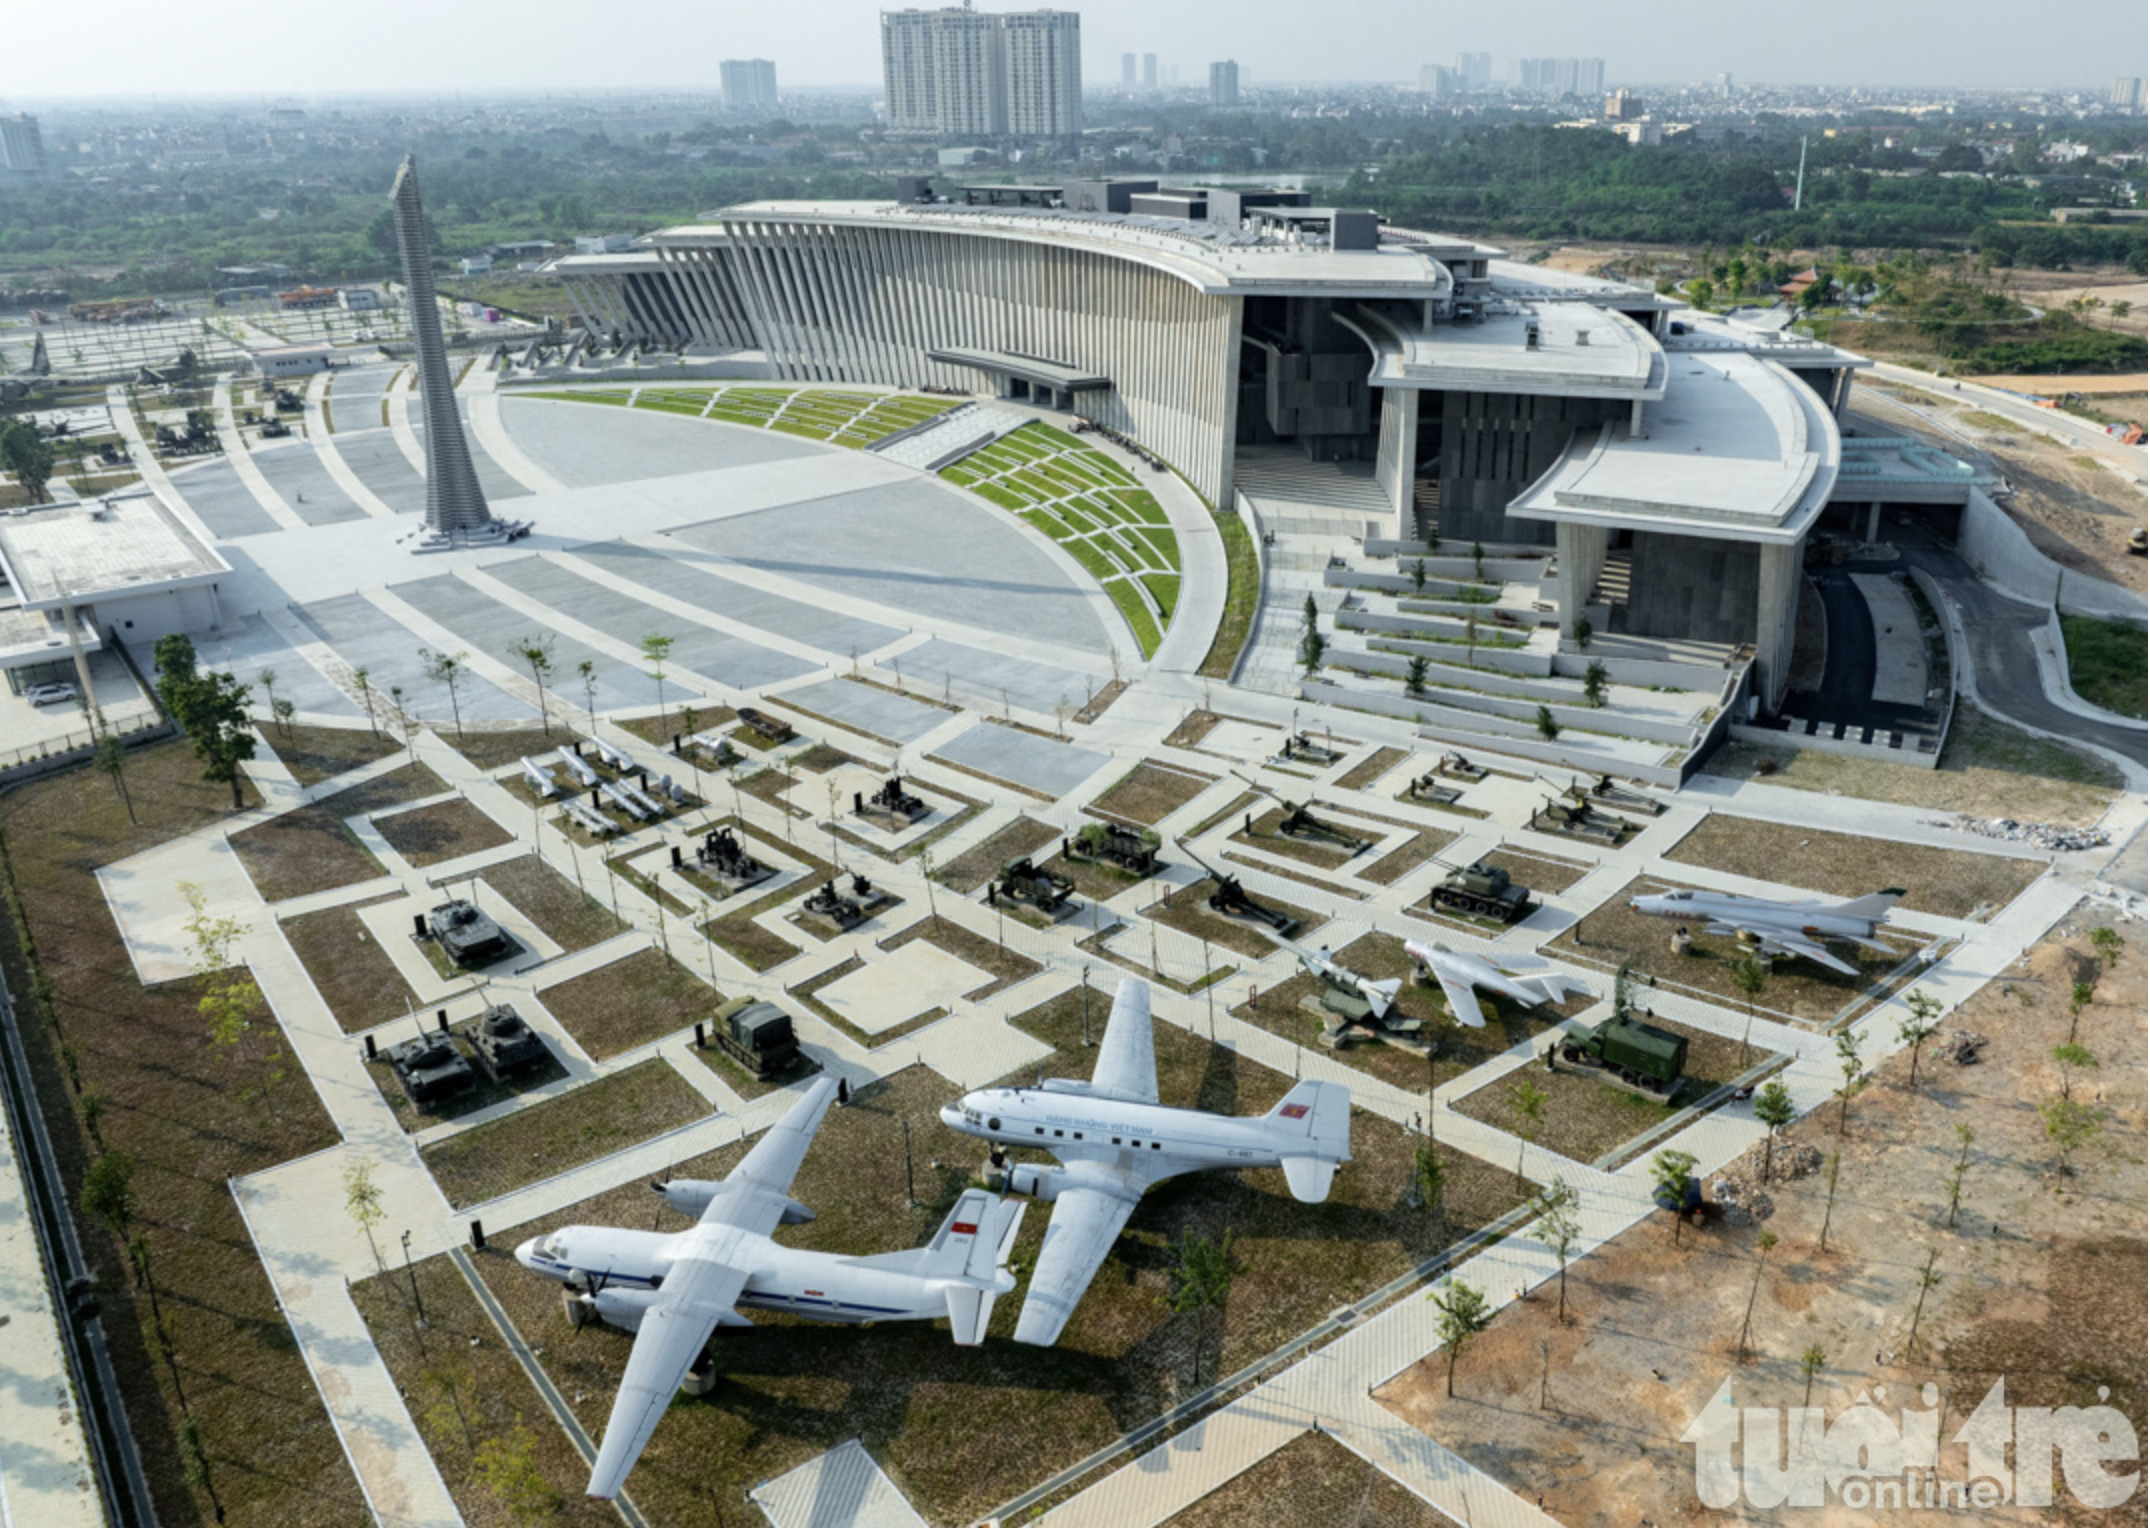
xmin=679 ymin=1349 xmax=720 ymax=1397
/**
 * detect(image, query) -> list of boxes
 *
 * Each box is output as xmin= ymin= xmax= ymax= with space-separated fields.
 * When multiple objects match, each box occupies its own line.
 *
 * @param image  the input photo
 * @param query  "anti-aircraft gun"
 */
xmin=855 ymin=772 xmax=930 ymax=827
xmin=1433 ymin=751 xmax=1487 ymax=783
xmin=1231 ymin=772 xmax=1372 ymax=857
xmin=1529 ymin=784 xmax=1636 ymax=846
xmin=1177 ymin=840 xmax=1300 ymax=935
xmin=1578 ymin=772 xmax=1666 ymax=818
xmin=989 ymin=857 xmax=1074 ymax=915
xmin=1427 ymin=857 xmax=1533 ymax=923
xmin=677 ymin=824 xmax=773 ymax=892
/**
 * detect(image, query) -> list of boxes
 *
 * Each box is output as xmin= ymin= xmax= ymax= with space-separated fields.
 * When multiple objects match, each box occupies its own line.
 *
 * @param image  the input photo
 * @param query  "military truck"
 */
xmin=1428 ymin=860 xmax=1532 ymax=923
xmin=1069 ymin=821 xmax=1160 ymax=877
xmin=709 ymin=996 xmax=810 ymax=1080
xmin=991 ymin=857 xmax=1074 ymax=914
xmin=1550 ymin=1014 xmax=1687 ymax=1099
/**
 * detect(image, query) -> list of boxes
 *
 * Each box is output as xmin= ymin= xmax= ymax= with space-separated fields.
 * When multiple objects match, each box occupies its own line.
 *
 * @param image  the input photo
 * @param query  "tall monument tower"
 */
xmin=390 ymin=155 xmax=493 ymax=538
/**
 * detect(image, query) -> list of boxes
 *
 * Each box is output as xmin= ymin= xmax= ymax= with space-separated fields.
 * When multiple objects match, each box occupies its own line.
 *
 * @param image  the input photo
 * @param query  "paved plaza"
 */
xmin=6 ymin=359 xmax=2142 ymax=1528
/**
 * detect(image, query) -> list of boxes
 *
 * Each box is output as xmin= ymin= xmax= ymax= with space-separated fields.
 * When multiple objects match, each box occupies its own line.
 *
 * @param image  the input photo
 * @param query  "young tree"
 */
xmin=1428 ymin=1277 xmax=1496 ymax=1397
xmin=2066 ymin=980 xmax=2094 ymax=1044
xmin=1465 ymin=607 xmax=1480 ymax=665
xmin=640 ymin=632 xmax=677 ymax=734
xmin=418 ymin=648 xmax=470 ymax=739
xmin=1538 ymin=1175 xmax=1581 ymax=1325
xmin=257 ymin=667 xmax=282 ymax=736
xmin=181 ymin=883 xmax=277 ymax=1100
xmin=1581 ymin=659 xmax=1608 ymax=708
xmin=353 ymin=666 xmax=381 ymax=739
xmin=1945 ymin=1123 xmax=1975 ymax=1228
xmin=2051 ymin=1041 xmax=2098 ymax=1101
xmin=473 ymin=1417 xmax=561 ymax=1524
xmin=1301 ymin=592 xmax=1320 ymax=636
xmin=1729 ymin=955 xmax=1769 ymax=1058
xmin=273 ymin=697 xmax=296 ymax=740
xmin=1818 ymin=1149 xmax=1843 ymax=1250
xmin=1753 ymin=1077 xmax=1795 ymax=1180
xmin=1906 ymin=1246 xmax=1944 ymax=1358
xmin=1652 ymin=1148 xmax=1698 ymax=1244
xmin=510 ymin=635 xmax=557 ymax=737
xmin=1410 ymin=558 xmax=1428 ymax=592
xmin=1405 ymin=654 xmax=1429 ymax=695
xmin=1412 ymin=1143 xmax=1447 ymax=1235
xmin=83 ymin=1150 xmax=137 ymax=1240
xmin=1737 ymin=1230 xmax=1778 ymax=1362
xmin=2088 ymin=925 xmax=2123 ymax=975
xmin=78 ymin=1089 xmax=108 ymax=1152
xmin=1569 ymin=616 xmax=1593 ymax=651
xmin=2040 ymin=1095 xmax=2100 ymax=1181
xmin=1298 ymin=625 xmax=1327 ymax=678
xmin=1898 ymin=989 xmax=1943 ymax=1088
xmin=1534 ymin=704 xmax=1560 ymax=742
xmin=1161 ymin=1228 xmax=1234 ymax=1386
xmin=389 ymin=685 xmax=416 ymax=755
xmin=156 ymin=637 xmax=256 ymax=808
xmin=343 ymin=1155 xmax=387 ymax=1274
xmin=93 ymin=729 xmax=136 ymax=824
xmin=0 ymin=418 xmax=57 ymax=503
xmin=1470 ymin=540 xmax=1486 ymax=581
xmin=577 ymin=659 xmax=600 ymax=724
xmin=1505 ymin=1075 xmax=1546 ymax=1188
xmin=1832 ymin=1030 xmax=1867 ymax=1136
xmin=1799 ymin=1343 xmax=1827 ymax=1409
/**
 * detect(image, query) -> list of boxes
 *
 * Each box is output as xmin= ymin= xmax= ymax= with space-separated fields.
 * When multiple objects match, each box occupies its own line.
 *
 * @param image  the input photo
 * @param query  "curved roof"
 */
xmin=1347 ymin=301 xmax=1667 ymax=399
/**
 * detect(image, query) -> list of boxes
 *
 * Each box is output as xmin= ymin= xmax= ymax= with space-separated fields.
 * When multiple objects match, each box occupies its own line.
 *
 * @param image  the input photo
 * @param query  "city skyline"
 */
xmin=0 ymin=0 xmax=2143 ymax=99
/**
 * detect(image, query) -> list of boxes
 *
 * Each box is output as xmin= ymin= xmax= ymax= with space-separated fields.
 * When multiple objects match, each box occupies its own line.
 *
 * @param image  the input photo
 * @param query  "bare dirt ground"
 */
xmin=1376 ymin=907 xmax=2147 ymax=1527
xmin=1162 ymin=1429 xmax=1447 ymax=1526
xmin=1994 ymin=270 xmax=2149 ymax=334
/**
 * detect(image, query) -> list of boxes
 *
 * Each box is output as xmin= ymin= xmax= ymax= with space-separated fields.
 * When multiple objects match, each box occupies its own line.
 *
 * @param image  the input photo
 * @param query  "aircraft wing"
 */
xmin=706 ymin=1076 xmax=839 ymax=1234
xmin=586 ymin=1249 xmax=750 ymax=1500
xmin=1013 ymin=1177 xmax=1143 ymax=1346
xmin=1758 ymin=929 xmax=1858 ymax=976
xmin=1429 ymin=965 xmax=1489 ymax=1029
xmin=1084 ymin=979 xmax=1160 ymax=1105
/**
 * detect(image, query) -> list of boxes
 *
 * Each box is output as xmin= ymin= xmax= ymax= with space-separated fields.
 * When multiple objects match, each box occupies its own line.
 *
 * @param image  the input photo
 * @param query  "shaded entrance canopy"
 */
xmin=925 ymin=347 xmax=1112 ymax=395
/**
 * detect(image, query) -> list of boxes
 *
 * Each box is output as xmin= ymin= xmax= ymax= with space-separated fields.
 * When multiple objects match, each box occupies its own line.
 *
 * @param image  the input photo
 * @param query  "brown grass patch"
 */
xmin=376 ymin=797 xmax=514 ymax=868
xmin=263 ymin=722 xmax=402 ymax=787
xmin=482 ymin=854 xmax=624 ymax=952
xmin=420 ymin=1058 xmax=709 ymax=1208
xmin=448 ymin=727 xmax=574 ymax=772
xmin=228 ymin=763 xmax=447 ymax=902
xmin=617 ymin=708 xmax=737 ymax=748
xmin=1088 ymin=762 xmax=1218 ymax=827
xmin=540 ymin=947 xmax=715 ymax=1061
xmin=1477 ymin=846 xmax=1594 ymax=895
xmin=1337 ymin=745 xmax=1409 ymax=791
xmin=1665 ymin=814 xmax=2045 ymax=921
xmin=935 ymin=816 xmax=1059 ymax=894
xmin=1150 ymin=878 xmax=1321 ymax=961
xmin=280 ymin=894 xmax=418 ymax=1033
xmin=0 ymin=738 xmax=361 ymax=1526
xmin=1356 ymin=822 xmax=1460 ymax=887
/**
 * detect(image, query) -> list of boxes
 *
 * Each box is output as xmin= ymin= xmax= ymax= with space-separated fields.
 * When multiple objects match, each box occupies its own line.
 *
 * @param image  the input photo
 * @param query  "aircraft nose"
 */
xmin=938 ymin=1103 xmax=969 ymax=1132
xmin=513 ymin=1237 xmax=540 ymax=1270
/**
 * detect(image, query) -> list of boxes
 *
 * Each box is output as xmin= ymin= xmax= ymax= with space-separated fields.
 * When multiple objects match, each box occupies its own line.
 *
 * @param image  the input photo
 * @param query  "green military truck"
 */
xmin=1550 ymin=1013 xmax=1688 ymax=1100
xmin=709 ymin=996 xmax=811 ymax=1081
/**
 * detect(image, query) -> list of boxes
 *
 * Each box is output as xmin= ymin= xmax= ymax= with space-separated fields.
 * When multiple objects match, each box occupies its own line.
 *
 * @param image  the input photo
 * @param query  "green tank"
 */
xmin=1558 ymin=1015 xmax=1687 ymax=1096
xmin=1429 ymin=860 xmax=1531 ymax=922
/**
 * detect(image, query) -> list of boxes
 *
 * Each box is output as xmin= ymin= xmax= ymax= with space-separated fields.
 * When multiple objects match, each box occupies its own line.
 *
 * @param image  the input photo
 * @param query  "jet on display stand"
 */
xmin=1297 ymin=945 xmax=1402 ymax=1023
xmin=941 ymin=977 xmax=1351 ymax=1347
xmin=1401 ymin=939 xmax=1592 ymax=1029
xmin=1627 ymin=888 xmax=1903 ymax=976
xmin=515 ymin=1077 xmax=1024 ymax=1500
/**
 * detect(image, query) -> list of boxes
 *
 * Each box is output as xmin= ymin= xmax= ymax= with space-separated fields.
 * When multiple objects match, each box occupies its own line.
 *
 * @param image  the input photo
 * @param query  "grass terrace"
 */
xmin=527 ymin=383 xmax=955 ymax=449
xmin=940 ymin=423 xmax=1180 ymax=659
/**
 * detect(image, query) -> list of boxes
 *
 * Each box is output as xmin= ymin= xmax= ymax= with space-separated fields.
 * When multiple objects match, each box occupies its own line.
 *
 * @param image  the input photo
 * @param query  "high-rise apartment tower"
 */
xmin=881 ymin=7 xmax=1082 ymax=136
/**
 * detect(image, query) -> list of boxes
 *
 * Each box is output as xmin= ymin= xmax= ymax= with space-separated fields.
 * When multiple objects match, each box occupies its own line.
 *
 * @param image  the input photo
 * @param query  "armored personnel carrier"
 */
xmin=709 ymin=996 xmax=810 ymax=1080
xmin=467 ymin=1003 xmax=549 ymax=1081
xmin=1428 ymin=860 xmax=1532 ymax=923
xmin=384 ymin=1031 xmax=475 ymax=1108
xmin=426 ymin=900 xmax=515 ymax=967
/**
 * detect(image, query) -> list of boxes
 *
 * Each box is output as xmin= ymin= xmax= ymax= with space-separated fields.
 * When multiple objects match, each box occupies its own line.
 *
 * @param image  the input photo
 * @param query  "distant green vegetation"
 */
xmin=525 ymin=383 xmax=952 ymax=448
xmin=2061 ymin=615 xmax=2148 ymax=719
xmin=938 ymin=423 xmax=1179 ymax=659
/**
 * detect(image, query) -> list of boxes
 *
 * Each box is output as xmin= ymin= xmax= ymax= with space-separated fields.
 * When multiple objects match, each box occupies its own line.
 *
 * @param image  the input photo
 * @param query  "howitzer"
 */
xmin=1178 ymin=840 xmax=1299 ymax=935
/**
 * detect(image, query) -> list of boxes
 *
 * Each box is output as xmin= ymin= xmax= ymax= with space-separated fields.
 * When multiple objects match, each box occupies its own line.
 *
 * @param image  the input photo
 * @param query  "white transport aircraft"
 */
xmin=515 ymin=1077 xmax=1024 ymax=1500
xmin=940 ymin=976 xmax=1351 ymax=1346
xmin=1400 ymin=939 xmax=1592 ymax=1029
xmin=1627 ymin=887 xmax=1903 ymax=976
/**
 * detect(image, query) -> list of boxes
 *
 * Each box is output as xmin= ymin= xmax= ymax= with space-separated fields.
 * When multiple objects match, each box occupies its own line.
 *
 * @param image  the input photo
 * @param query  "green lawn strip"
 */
xmin=419 ymin=1059 xmax=710 ymax=1208
xmin=1138 ymin=527 xmax=1181 ymax=569
xmin=973 ymin=480 xmax=1028 ymax=512
xmin=940 ymin=463 xmax=982 ymax=485
xmin=1106 ymin=579 xmax=1163 ymax=657
xmin=1057 ymin=505 xmax=1099 ymax=534
xmin=1064 ymin=539 xmax=1119 ymax=582
xmin=1142 ymin=573 xmax=1182 ymax=622
xmin=1115 ymin=489 xmax=1168 ymax=522
xmin=1021 ymin=509 xmax=1071 ymax=538
xmin=1198 ymin=512 xmax=1260 ymax=680
xmin=524 ymin=389 xmax=627 ymax=405
xmin=2061 ymin=615 xmax=2148 ymax=718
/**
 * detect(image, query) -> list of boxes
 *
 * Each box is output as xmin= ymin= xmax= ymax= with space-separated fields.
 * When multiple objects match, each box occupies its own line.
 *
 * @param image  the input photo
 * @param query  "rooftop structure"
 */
xmin=0 ymin=494 xmax=229 ymax=613
xmin=389 ymin=155 xmax=495 ymax=542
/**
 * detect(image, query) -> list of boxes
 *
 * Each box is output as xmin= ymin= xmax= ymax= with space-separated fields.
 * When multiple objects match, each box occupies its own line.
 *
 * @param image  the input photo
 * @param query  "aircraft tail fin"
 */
xmin=1833 ymin=890 xmax=1904 ymax=922
xmin=1266 ymin=1080 xmax=1352 ymax=1199
xmin=1367 ymin=977 xmax=1403 ymax=999
xmin=845 ymin=1190 xmax=1021 ymax=1285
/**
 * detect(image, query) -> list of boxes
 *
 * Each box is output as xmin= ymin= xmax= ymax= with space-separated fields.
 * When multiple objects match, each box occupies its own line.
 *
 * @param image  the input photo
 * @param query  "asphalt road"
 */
xmin=1870 ymin=362 xmax=2148 ymax=480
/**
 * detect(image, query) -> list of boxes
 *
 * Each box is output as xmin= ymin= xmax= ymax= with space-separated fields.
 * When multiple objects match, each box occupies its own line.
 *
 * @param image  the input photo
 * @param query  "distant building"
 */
xmin=720 ymin=58 xmax=780 ymax=113
xmin=1121 ymin=52 xmax=1136 ymax=88
xmin=1142 ymin=52 xmax=1157 ymax=90
xmin=0 ymin=114 xmax=46 ymax=178
xmin=2113 ymin=77 xmax=2145 ymax=112
xmin=339 ymin=288 xmax=382 ymax=311
xmin=458 ymin=255 xmax=494 ymax=276
xmin=1453 ymin=52 xmax=1492 ymax=90
xmin=217 ymin=263 xmax=293 ymax=284
xmin=255 ymin=345 xmax=334 ymax=377
xmin=1209 ymin=60 xmax=1239 ymax=109
xmin=1419 ymin=64 xmax=1458 ymax=99
xmin=1605 ymin=89 xmax=1642 ymax=121
xmin=1515 ymin=57 xmax=1604 ymax=98
xmin=881 ymin=6 xmax=1082 ymax=137
xmin=573 ymin=234 xmax=638 ymax=255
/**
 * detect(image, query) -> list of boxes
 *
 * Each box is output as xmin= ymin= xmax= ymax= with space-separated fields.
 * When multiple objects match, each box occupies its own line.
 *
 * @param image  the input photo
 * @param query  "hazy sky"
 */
xmin=4 ymin=0 xmax=2145 ymax=100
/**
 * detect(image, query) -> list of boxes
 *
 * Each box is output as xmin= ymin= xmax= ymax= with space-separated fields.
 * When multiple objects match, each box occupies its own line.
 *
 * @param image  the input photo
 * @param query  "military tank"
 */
xmin=384 ymin=1031 xmax=475 ymax=1108
xmin=425 ymin=900 xmax=515 ymax=967
xmin=468 ymin=1003 xmax=549 ymax=1081
xmin=1428 ymin=859 xmax=1532 ymax=923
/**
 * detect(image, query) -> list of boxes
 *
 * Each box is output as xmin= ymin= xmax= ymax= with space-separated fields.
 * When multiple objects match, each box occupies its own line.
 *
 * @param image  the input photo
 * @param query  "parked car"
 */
xmin=23 ymin=682 xmax=79 ymax=706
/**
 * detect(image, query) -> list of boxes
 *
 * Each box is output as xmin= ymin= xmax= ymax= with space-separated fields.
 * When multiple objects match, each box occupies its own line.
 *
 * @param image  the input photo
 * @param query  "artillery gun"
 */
xmin=1427 ymin=858 xmax=1532 ymax=923
xmin=989 ymin=857 xmax=1074 ymax=915
xmin=467 ymin=1002 xmax=550 ymax=1081
xmin=1406 ymin=771 xmax=1463 ymax=806
xmin=1544 ymin=772 xmax=1662 ymax=822
xmin=1276 ymin=729 xmax=1342 ymax=766
xmin=1066 ymin=821 xmax=1160 ymax=878
xmin=855 ymin=772 xmax=930 ymax=827
xmin=1433 ymin=751 xmax=1487 ymax=783
xmin=1177 ymin=841 xmax=1299 ymax=935
xmin=1230 ymin=771 xmax=1372 ymax=856
xmin=1529 ymin=789 xmax=1636 ymax=846
xmin=799 ymin=879 xmax=867 ymax=932
xmin=422 ymin=899 xmax=517 ymax=968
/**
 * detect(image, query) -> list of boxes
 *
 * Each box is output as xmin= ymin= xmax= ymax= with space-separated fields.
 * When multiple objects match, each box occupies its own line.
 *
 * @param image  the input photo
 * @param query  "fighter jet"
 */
xmin=1401 ymin=939 xmax=1592 ymax=1029
xmin=941 ymin=977 xmax=1351 ymax=1346
xmin=515 ymin=1077 xmax=1023 ymax=1500
xmin=1627 ymin=887 xmax=1903 ymax=976
xmin=1298 ymin=945 xmax=1402 ymax=1023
